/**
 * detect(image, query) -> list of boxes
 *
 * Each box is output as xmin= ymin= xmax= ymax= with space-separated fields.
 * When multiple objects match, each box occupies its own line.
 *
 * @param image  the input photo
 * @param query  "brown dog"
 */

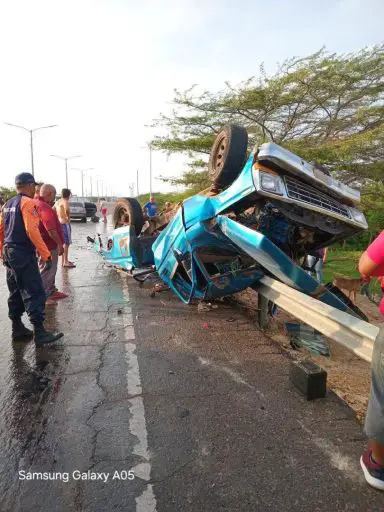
xmin=333 ymin=276 xmax=363 ymax=303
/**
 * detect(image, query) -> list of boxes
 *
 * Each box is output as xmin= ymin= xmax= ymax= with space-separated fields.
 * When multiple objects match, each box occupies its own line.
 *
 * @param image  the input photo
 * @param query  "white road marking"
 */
xmin=122 ymin=286 xmax=157 ymax=512
xmin=297 ymin=420 xmax=364 ymax=483
xmin=198 ymin=356 xmax=253 ymax=389
xmin=136 ymin=485 xmax=157 ymax=512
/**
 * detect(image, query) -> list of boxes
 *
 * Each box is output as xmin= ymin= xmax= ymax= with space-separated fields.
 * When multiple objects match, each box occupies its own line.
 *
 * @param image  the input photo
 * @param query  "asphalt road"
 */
xmin=0 ymin=217 xmax=383 ymax=511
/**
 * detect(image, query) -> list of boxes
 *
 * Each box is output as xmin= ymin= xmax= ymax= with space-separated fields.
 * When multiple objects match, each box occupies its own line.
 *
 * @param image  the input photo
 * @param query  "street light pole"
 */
xmin=72 ymin=168 xmax=94 ymax=199
xmin=136 ymin=169 xmax=139 ymax=198
xmin=30 ymin=131 xmax=34 ymax=175
xmin=149 ymin=144 xmax=152 ymax=197
xmin=4 ymin=122 xmax=57 ymax=177
xmin=140 ymin=143 xmax=153 ymax=197
xmin=50 ymin=154 xmax=82 ymax=189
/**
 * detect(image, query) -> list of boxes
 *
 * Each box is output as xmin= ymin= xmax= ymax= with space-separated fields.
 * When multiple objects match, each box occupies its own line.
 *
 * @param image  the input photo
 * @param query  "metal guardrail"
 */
xmin=253 ymin=276 xmax=378 ymax=363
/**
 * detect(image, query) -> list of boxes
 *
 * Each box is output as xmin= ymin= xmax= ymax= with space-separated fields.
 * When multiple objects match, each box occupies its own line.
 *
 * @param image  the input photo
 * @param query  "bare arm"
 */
xmin=359 ymin=251 xmax=378 ymax=278
xmin=0 ymin=210 xmax=4 ymax=258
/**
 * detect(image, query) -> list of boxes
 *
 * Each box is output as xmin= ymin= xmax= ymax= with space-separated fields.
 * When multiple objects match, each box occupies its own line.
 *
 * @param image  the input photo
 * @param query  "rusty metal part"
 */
xmin=211 ymin=131 xmax=227 ymax=176
xmin=150 ymin=283 xmax=169 ymax=298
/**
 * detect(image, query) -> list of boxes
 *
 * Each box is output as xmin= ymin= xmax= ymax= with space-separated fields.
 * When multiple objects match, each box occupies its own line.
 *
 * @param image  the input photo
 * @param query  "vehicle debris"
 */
xmin=286 ymin=322 xmax=330 ymax=357
xmin=197 ymin=302 xmax=218 ymax=312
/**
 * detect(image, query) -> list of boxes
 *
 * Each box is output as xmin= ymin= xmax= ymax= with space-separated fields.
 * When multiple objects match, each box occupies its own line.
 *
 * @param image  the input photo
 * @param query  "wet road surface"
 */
xmin=0 ymin=218 xmax=384 ymax=511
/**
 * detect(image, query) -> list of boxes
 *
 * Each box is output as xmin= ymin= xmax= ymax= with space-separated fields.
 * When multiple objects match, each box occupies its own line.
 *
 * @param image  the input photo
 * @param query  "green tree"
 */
xmin=153 ymin=45 xmax=384 ymax=187
xmin=0 ymin=186 xmax=16 ymax=202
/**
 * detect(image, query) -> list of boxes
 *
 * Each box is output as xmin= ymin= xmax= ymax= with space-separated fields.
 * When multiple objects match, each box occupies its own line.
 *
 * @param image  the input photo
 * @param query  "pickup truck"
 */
xmin=91 ymin=125 xmax=368 ymax=319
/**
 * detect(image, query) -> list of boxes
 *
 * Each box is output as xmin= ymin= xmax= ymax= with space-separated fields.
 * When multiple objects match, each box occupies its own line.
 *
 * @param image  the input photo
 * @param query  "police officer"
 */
xmin=0 ymin=173 xmax=63 ymax=344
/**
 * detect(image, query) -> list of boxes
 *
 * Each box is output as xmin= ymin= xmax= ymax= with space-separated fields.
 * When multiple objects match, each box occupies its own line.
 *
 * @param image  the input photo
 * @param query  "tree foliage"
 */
xmin=0 ymin=186 xmax=16 ymax=202
xmin=152 ymin=45 xmax=384 ymax=187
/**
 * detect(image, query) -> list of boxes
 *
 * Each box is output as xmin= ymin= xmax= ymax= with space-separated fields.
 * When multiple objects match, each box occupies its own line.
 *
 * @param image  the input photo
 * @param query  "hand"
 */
xmin=58 ymin=244 xmax=64 ymax=256
xmin=43 ymin=258 xmax=52 ymax=271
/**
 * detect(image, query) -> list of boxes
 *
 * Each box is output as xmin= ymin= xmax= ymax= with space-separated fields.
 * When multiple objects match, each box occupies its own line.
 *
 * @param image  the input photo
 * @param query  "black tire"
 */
xmin=113 ymin=198 xmax=144 ymax=236
xmin=208 ymin=124 xmax=248 ymax=189
xmin=81 ymin=217 xmax=87 ymax=223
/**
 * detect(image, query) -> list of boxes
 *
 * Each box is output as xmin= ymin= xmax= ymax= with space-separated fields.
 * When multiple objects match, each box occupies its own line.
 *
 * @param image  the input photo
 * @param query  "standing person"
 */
xmin=100 ymin=199 xmax=108 ymax=223
xmin=54 ymin=188 xmax=75 ymax=268
xmin=35 ymin=184 xmax=68 ymax=303
xmin=144 ymin=196 xmax=158 ymax=217
xmin=359 ymin=230 xmax=384 ymax=490
xmin=306 ymin=247 xmax=328 ymax=284
xmin=0 ymin=173 xmax=63 ymax=344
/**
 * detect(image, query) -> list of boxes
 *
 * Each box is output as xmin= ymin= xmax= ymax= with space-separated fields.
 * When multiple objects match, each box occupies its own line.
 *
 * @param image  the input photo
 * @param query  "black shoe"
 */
xmin=12 ymin=319 xmax=33 ymax=342
xmin=34 ymin=326 xmax=64 ymax=345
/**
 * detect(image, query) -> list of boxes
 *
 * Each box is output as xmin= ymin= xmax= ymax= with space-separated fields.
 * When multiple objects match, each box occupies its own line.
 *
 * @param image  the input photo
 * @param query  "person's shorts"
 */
xmin=101 ymin=208 xmax=107 ymax=216
xmin=62 ymin=224 xmax=72 ymax=245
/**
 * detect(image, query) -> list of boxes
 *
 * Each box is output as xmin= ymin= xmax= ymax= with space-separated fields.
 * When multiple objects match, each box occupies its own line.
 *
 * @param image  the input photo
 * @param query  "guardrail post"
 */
xmin=257 ymin=291 xmax=270 ymax=331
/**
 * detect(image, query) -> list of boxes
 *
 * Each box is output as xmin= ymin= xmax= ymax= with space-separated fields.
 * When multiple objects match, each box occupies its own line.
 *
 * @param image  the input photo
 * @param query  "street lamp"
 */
xmin=4 ymin=122 xmax=57 ymax=177
xmin=71 ymin=168 xmax=94 ymax=199
xmin=140 ymin=143 xmax=153 ymax=196
xmin=50 ymin=154 xmax=82 ymax=189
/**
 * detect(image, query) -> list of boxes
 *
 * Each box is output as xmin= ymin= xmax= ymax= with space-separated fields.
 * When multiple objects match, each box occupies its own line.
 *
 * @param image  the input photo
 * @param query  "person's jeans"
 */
xmin=365 ymin=324 xmax=384 ymax=443
xmin=39 ymin=249 xmax=58 ymax=297
xmin=306 ymin=255 xmax=323 ymax=284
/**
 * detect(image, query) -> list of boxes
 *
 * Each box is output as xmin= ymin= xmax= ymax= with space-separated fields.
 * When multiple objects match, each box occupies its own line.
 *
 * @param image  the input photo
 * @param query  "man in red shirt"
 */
xmin=35 ymin=184 xmax=68 ymax=303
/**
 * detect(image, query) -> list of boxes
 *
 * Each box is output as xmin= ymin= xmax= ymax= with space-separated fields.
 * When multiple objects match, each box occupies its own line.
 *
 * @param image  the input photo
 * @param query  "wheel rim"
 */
xmin=210 ymin=132 xmax=227 ymax=176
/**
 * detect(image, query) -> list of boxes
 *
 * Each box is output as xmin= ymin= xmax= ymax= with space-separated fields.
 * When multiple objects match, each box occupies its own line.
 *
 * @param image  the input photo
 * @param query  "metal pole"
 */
xmin=81 ymin=170 xmax=84 ymax=198
xmin=30 ymin=130 xmax=34 ymax=177
xmin=136 ymin=169 xmax=139 ymax=198
xmin=65 ymin=159 xmax=68 ymax=189
xmin=97 ymin=180 xmax=99 ymax=198
xmin=90 ymin=176 xmax=93 ymax=197
xmin=149 ymin=144 xmax=152 ymax=197
xmin=5 ymin=123 xmax=57 ymax=177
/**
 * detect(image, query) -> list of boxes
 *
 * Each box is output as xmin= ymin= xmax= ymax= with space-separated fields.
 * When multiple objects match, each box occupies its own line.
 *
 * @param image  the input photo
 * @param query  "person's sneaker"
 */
xmin=360 ymin=449 xmax=384 ymax=490
xmin=34 ymin=327 xmax=64 ymax=345
xmin=12 ymin=320 xmax=33 ymax=342
xmin=50 ymin=291 xmax=69 ymax=300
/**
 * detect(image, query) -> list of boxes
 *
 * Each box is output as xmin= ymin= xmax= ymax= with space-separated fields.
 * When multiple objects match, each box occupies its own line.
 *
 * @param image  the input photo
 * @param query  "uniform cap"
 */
xmin=15 ymin=172 xmax=37 ymax=186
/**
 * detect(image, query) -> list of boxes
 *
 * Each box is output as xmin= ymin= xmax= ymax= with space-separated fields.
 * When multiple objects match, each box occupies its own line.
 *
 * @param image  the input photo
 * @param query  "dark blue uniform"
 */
xmin=2 ymin=194 xmax=46 ymax=325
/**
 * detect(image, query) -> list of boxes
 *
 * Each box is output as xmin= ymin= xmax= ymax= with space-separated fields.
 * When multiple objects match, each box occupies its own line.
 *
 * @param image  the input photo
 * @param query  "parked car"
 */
xmin=91 ymin=125 xmax=368 ymax=320
xmin=84 ymin=201 xmax=100 ymax=222
xmin=84 ymin=201 xmax=97 ymax=217
xmin=69 ymin=201 xmax=87 ymax=222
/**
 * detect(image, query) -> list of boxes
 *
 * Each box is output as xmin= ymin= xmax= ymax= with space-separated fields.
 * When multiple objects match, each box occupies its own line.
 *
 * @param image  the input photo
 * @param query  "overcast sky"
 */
xmin=0 ymin=0 xmax=383 ymax=197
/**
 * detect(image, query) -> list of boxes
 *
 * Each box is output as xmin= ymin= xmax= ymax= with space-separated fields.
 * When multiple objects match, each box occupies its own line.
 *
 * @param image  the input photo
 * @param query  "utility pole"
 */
xmin=50 ymin=154 xmax=82 ymax=189
xmin=72 ymin=168 xmax=94 ymax=199
xmin=149 ymin=143 xmax=152 ymax=197
xmin=136 ymin=169 xmax=139 ymax=198
xmin=140 ymin=143 xmax=153 ymax=196
xmin=4 ymin=122 xmax=57 ymax=177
